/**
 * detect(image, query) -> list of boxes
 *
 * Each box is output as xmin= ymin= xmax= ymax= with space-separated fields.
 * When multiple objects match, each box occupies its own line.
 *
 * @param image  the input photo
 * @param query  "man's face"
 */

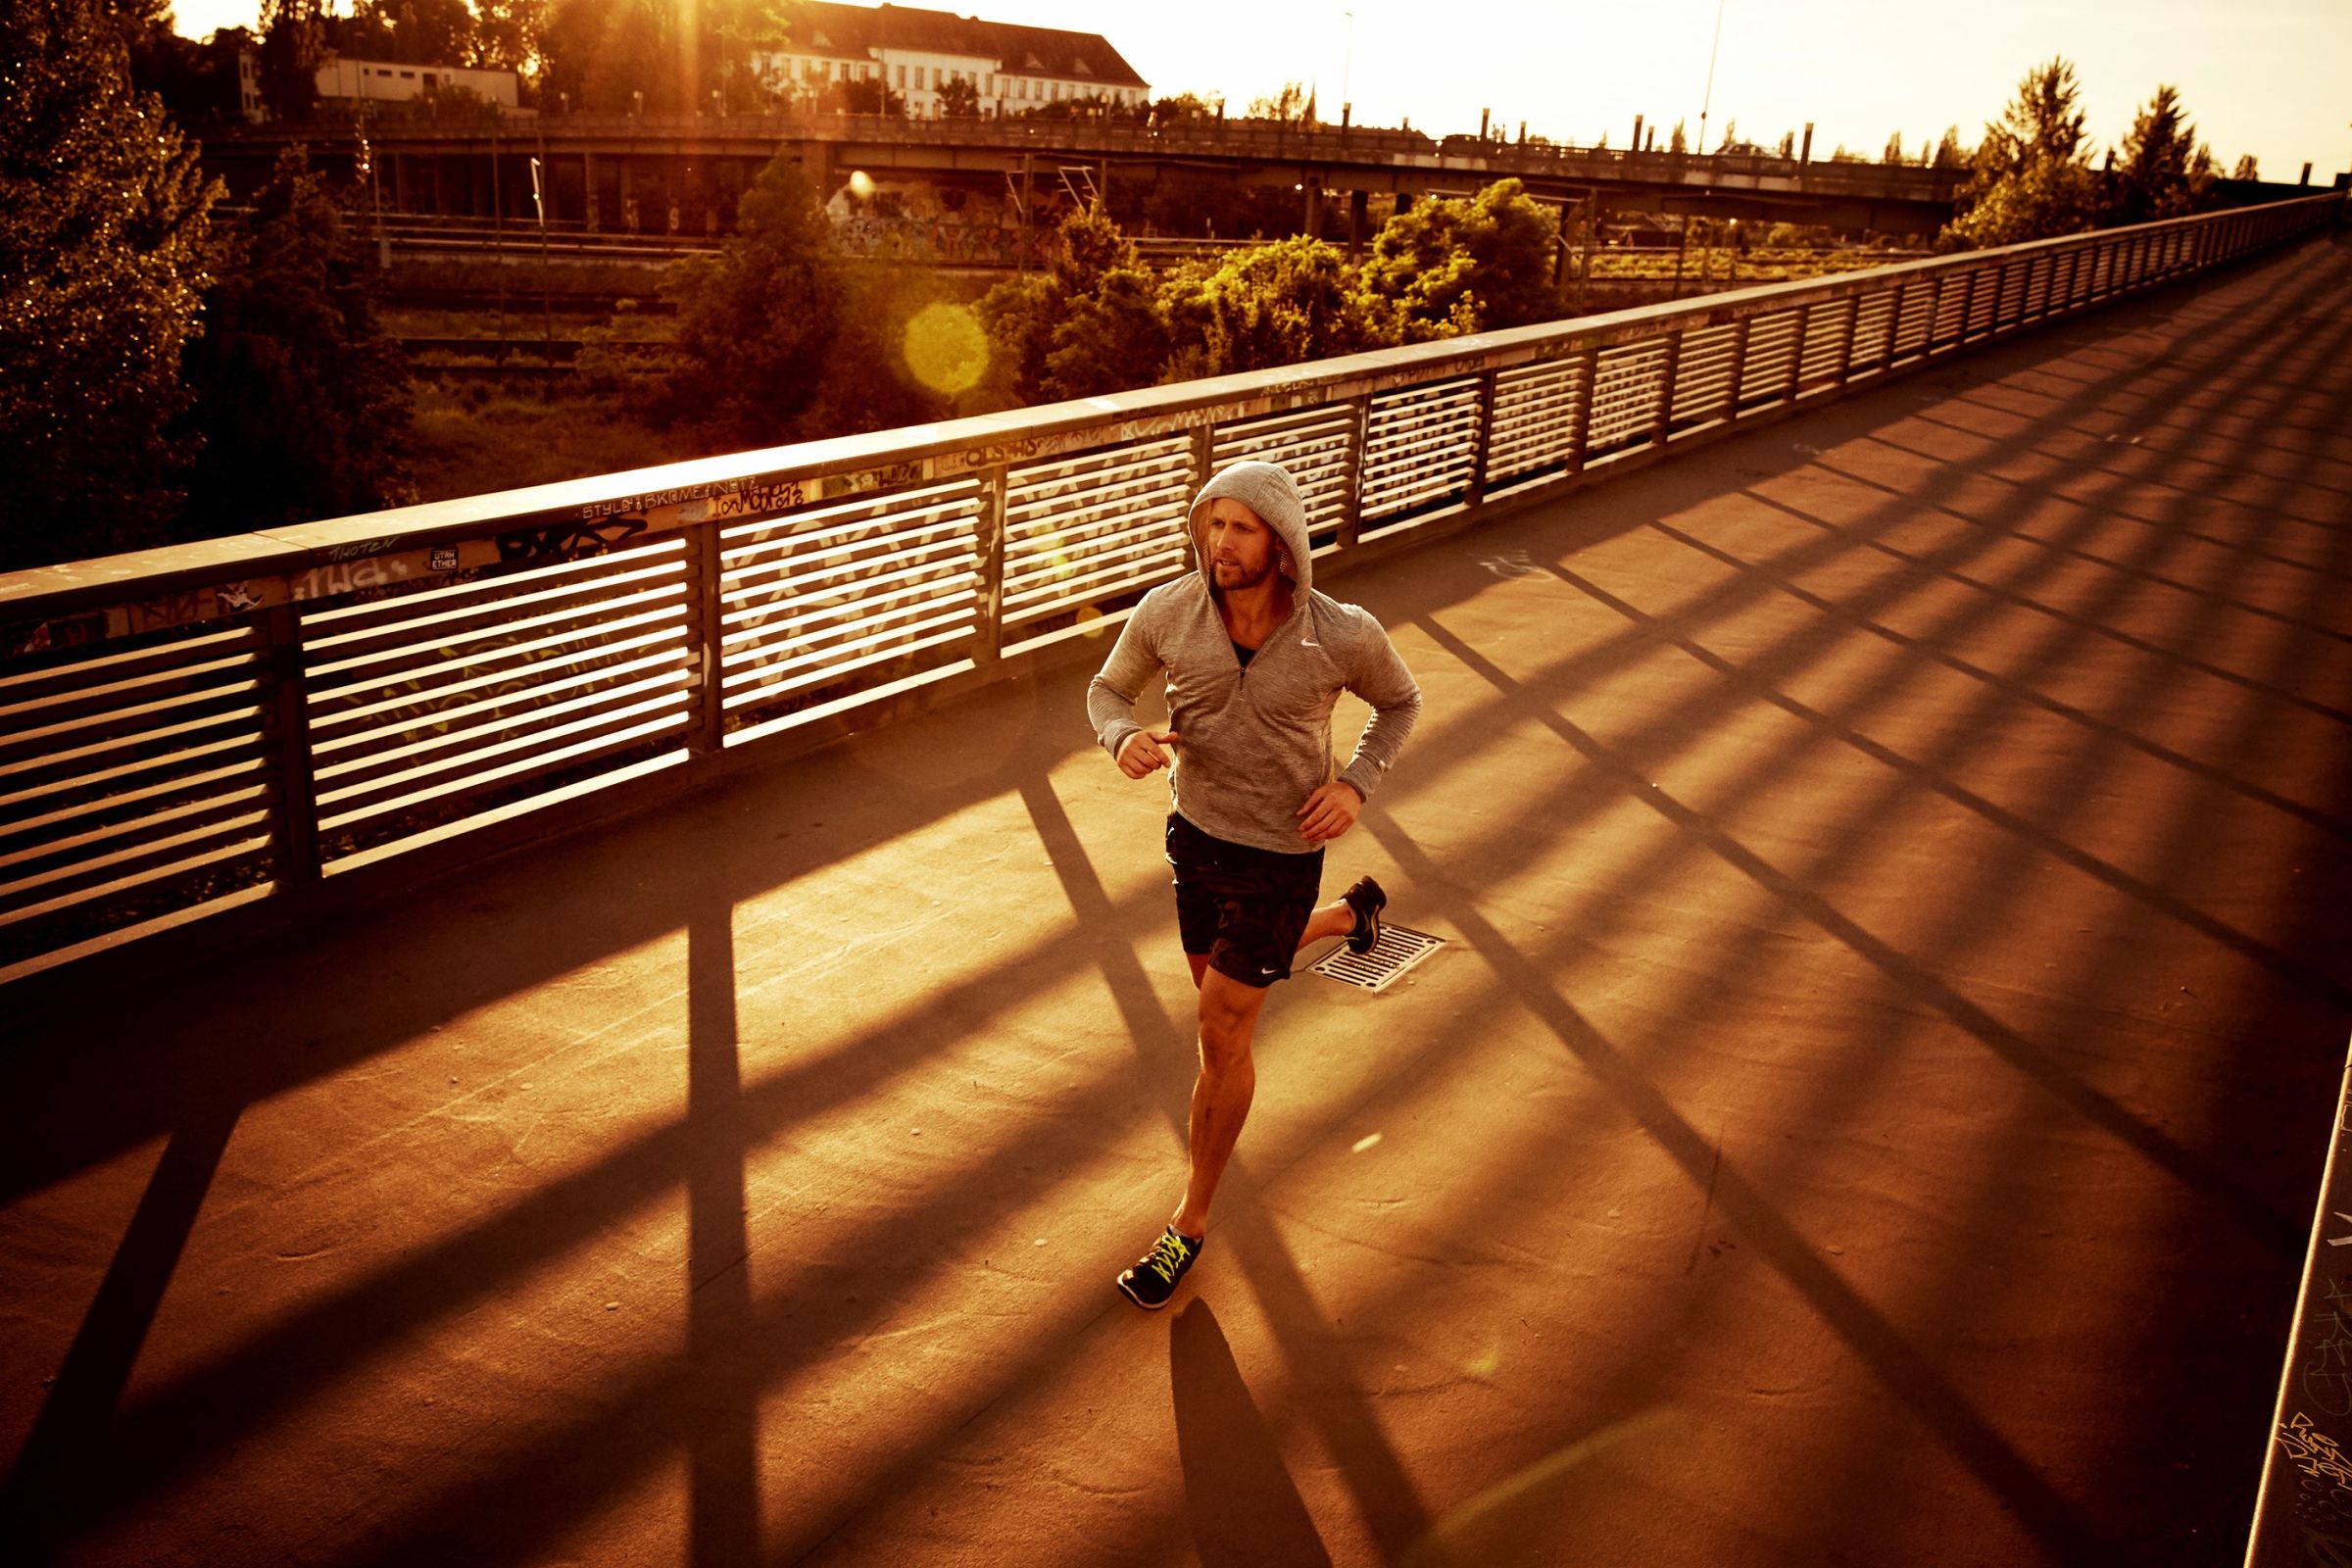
xmin=1205 ymin=499 xmax=1284 ymax=592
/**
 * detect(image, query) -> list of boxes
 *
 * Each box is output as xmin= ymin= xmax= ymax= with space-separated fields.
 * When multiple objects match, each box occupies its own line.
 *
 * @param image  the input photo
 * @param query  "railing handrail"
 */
xmin=3 ymin=192 xmax=2332 ymax=626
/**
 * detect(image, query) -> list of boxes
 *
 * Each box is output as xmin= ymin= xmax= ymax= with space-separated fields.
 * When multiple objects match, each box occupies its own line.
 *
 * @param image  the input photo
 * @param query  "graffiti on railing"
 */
xmin=495 ymin=514 xmax=650 ymax=567
xmin=2275 ymin=1410 xmax=2352 ymax=1552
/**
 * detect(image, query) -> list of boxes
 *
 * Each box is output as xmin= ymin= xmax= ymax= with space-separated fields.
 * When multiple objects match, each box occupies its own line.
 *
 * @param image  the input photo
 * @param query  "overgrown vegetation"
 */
xmin=1940 ymin=58 xmax=2223 ymax=250
xmin=2 ymin=0 xmax=217 ymax=568
xmin=971 ymin=178 xmax=1571 ymax=404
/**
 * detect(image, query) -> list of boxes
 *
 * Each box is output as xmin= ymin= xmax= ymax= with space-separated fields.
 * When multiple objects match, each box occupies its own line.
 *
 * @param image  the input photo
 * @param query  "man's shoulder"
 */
xmin=1138 ymin=575 xmax=1208 ymax=612
xmin=1305 ymin=589 xmax=1388 ymax=640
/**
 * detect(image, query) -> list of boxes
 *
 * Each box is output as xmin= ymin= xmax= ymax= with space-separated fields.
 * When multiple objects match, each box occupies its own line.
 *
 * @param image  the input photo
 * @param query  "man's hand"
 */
xmin=1117 ymin=729 xmax=1181 ymax=778
xmin=1297 ymin=779 xmax=1363 ymax=843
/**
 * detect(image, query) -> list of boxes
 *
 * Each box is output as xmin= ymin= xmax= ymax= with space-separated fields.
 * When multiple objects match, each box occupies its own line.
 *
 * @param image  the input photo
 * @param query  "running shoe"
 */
xmin=1342 ymin=875 xmax=1388 ymax=956
xmin=1116 ymin=1225 xmax=1203 ymax=1310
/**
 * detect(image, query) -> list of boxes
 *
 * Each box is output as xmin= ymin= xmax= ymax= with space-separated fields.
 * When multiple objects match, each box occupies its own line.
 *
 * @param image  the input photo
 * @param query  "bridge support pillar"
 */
xmin=1348 ymin=188 xmax=1367 ymax=261
xmin=1301 ymin=175 xmax=1322 ymax=238
xmin=583 ymin=151 xmax=598 ymax=229
xmin=392 ymin=152 xmax=409 ymax=212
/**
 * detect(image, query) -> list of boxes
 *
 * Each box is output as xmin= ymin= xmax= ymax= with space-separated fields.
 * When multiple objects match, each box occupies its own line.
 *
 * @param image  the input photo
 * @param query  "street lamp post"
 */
xmin=1342 ymin=10 xmax=1353 ymax=127
xmin=1697 ymin=0 xmax=1726 ymax=157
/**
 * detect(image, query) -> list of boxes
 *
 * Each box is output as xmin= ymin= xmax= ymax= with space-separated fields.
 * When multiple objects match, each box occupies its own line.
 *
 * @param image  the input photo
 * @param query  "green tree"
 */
xmin=1 ymin=0 xmax=219 ymax=569
xmin=2111 ymin=84 xmax=2216 ymax=224
xmin=1159 ymin=236 xmax=1390 ymax=378
xmin=470 ymin=0 xmax=545 ymax=73
xmin=540 ymin=0 xmax=761 ymax=113
xmin=1246 ymin=80 xmax=1317 ymax=125
xmin=936 ymin=74 xmax=978 ymax=117
xmin=834 ymin=74 xmax=903 ymax=116
xmin=2231 ymin=153 xmax=2259 ymax=181
xmin=1668 ymin=118 xmax=1688 ymax=153
xmin=1150 ymin=91 xmax=1218 ymax=122
xmin=660 ymin=155 xmax=844 ymax=443
xmin=1939 ymin=57 xmax=2100 ymax=250
xmin=256 ymin=0 xmax=322 ymax=120
xmin=346 ymin=0 xmax=476 ymax=64
xmin=1777 ymin=129 xmax=1794 ymax=159
xmin=976 ymin=201 xmax=1136 ymax=402
xmin=177 ymin=147 xmax=415 ymax=536
xmin=794 ymin=265 xmax=954 ymax=437
xmin=124 ymin=0 xmax=242 ymax=128
xmin=1932 ymin=124 xmax=1967 ymax=168
xmin=1357 ymin=177 xmax=1560 ymax=339
xmin=1045 ymin=266 xmax=1168 ymax=397
xmin=976 ymin=270 xmax=1058 ymax=403
xmin=1883 ymin=129 xmax=1904 ymax=164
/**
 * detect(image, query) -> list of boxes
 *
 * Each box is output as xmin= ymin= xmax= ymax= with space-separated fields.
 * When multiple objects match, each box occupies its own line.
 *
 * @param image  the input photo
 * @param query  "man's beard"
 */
xmin=1213 ymin=554 xmax=1279 ymax=591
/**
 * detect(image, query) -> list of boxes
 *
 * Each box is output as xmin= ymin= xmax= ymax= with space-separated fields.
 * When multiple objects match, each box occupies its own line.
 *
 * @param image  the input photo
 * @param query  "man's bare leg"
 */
xmin=1162 ymin=886 xmax=1372 ymax=1234
xmin=1169 ymin=966 xmax=1271 ymax=1239
xmin=1296 ymin=899 xmax=1355 ymax=951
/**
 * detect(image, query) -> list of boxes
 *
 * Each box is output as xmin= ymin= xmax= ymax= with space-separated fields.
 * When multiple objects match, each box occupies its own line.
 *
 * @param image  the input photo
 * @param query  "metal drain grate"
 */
xmin=1309 ymin=924 xmax=1446 ymax=992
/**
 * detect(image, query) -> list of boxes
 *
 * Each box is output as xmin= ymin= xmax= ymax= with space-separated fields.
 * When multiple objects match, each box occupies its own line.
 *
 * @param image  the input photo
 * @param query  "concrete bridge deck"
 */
xmin=3 ymin=234 xmax=2350 ymax=1567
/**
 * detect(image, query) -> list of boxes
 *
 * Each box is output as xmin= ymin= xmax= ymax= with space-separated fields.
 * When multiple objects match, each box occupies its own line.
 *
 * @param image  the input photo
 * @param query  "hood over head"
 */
xmin=1187 ymin=460 xmax=1312 ymax=600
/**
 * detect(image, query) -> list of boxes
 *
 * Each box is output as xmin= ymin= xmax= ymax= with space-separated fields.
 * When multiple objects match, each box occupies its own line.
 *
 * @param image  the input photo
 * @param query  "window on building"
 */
xmin=895 ymin=64 xmax=906 ymax=85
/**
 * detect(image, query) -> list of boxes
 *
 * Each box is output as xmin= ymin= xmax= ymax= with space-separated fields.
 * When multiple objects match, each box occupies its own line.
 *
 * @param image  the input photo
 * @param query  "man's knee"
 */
xmin=1197 ymin=986 xmax=1264 ymax=1067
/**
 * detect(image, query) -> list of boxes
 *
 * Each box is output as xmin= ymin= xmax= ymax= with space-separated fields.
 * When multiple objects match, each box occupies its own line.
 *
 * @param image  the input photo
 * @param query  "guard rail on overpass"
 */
xmin=206 ymin=109 xmax=1970 ymax=230
xmin=0 ymin=193 xmax=2338 ymax=997
xmin=217 ymin=109 xmax=1961 ymax=199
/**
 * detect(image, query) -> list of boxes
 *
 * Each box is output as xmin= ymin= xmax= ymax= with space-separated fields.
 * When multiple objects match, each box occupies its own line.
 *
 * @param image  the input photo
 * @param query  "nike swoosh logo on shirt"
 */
xmin=1299 ymin=639 xmax=1320 ymax=647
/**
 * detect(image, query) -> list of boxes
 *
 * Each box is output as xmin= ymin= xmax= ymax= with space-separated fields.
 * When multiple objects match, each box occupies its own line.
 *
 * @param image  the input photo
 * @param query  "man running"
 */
xmin=1087 ymin=459 xmax=1423 ymax=1310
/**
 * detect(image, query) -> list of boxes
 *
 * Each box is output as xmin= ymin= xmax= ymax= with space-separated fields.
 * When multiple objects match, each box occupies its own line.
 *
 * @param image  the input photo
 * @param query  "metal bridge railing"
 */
xmin=0 ymin=193 xmax=2337 ymax=987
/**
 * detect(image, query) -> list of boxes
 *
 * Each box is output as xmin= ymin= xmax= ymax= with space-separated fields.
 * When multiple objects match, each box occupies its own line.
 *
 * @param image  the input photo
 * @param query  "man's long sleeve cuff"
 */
xmin=1100 ymin=718 xmax=1143 ymax=762
xmin=1339 ymin=760 xmax=1384 ymax=802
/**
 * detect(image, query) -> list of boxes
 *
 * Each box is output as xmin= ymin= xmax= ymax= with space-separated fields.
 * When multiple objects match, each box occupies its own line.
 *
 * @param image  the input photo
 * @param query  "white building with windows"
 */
xmin=314 ymin=54 xmax=521 ymax=109
xmin=749 ymin=2 xmax=1148 ymax=118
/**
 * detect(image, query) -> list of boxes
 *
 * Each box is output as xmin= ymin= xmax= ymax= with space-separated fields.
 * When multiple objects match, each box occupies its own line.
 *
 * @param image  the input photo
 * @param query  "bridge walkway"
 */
xmin=3 ymin=235 xmax=2350 ymax=1567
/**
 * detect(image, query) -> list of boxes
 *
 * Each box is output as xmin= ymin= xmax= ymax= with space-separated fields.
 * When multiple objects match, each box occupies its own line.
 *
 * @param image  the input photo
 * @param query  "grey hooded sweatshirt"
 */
xmin=1086 ymin=460 xmax=1422 ymax=856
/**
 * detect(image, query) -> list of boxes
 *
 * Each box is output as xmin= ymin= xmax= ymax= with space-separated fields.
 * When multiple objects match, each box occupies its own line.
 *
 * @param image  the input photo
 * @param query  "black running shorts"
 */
xmin=1165 ymin=811 xmax=1325 ymax=989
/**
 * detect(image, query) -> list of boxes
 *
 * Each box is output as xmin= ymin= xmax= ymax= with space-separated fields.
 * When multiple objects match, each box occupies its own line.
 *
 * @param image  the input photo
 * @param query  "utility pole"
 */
xmin=492 ymin=124 xmax=505 ymax=349
xmin=1017 ymin=151 xmax=1033 ymax=272
xmin=360 ymin=111 xmax=386 ymax=271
